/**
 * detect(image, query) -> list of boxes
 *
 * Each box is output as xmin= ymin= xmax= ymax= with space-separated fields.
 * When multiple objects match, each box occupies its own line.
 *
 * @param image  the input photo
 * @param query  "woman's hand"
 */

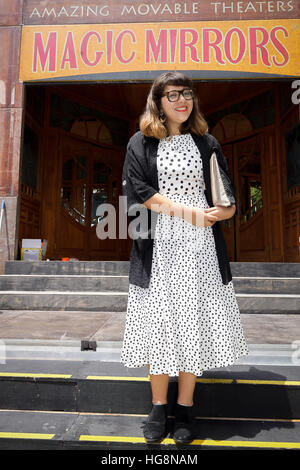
xmin=187 ymin=205 xmax=236 ymax=227
xmin=204 ymin=205 xmax=236 ymax=224
xmin=180 ymin=206 xmax=220 ymax=227
xmin=174 ymin=204 xmax=236 ymax=227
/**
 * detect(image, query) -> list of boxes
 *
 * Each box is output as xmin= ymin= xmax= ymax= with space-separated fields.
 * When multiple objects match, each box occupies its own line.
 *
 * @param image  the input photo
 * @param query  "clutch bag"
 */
xmin=209 ymin=151 xmax=233 ymax=207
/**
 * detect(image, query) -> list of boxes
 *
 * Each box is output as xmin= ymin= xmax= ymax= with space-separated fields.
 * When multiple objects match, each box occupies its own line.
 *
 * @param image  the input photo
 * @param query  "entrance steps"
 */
xmin=0 ymin=355 xmax=300 ymax=450
xmin=0 ymin=261 xmax=299 ymax=313
xmin=0 ymin=260 xmax=300 ymax=449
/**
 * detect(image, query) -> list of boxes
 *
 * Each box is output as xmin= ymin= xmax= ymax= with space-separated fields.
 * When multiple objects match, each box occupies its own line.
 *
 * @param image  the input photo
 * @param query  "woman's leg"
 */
xmin=147 ymin=366 xmax=197 ymax=405
xmin=147 ymin=364 xmax=170 ymax=404
xmin=177 ymin=372 xmax=197 ymax=405
xmin=173 ymin=372 xmax=197 ymax=444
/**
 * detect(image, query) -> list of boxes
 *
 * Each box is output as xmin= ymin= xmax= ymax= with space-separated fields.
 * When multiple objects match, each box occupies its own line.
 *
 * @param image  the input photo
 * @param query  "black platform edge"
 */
xmin=0 ymin=362 xmax=300 ymax=419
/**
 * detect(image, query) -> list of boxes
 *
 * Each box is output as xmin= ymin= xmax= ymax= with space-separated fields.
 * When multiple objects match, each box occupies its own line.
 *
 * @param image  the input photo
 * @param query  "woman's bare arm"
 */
xmin=142 ymin=192 xmax=218 ymax=226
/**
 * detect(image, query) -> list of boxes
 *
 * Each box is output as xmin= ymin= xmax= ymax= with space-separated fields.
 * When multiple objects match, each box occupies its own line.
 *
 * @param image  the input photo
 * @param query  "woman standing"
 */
xmin=120 ymin=72 xmax=249 ymax=445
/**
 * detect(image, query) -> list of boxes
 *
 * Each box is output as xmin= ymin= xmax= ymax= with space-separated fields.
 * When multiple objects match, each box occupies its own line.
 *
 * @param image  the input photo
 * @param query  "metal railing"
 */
xmin=0 ymin=200 xmax=5 ymax=235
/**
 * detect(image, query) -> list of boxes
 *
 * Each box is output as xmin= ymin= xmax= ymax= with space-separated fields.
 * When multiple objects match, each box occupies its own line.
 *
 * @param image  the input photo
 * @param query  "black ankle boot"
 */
xmin=143 ymin=404 xmax=168 ymax=443
xmin=173 ymin=403 xmax=195 ymax=444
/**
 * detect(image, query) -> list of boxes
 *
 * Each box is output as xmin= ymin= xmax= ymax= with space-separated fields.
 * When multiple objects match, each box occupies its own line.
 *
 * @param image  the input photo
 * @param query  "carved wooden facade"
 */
xmin=0 ymin=0 xmax=299 ymax=269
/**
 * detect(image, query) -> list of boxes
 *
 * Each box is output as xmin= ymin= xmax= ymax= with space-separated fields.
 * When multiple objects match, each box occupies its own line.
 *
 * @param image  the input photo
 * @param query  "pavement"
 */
xmin=0 ymin=310 xmax=299 ymax=344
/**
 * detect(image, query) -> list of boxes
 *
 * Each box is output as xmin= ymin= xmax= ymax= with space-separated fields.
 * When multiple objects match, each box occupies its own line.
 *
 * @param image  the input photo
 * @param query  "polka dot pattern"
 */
xmin=120 ymin=133 xmax=249 ymax=376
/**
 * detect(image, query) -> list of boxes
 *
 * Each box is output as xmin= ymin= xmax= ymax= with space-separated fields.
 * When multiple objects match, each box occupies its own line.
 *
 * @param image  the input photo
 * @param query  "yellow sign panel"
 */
xmin=19 ymin=20 xmax=300 ymax=80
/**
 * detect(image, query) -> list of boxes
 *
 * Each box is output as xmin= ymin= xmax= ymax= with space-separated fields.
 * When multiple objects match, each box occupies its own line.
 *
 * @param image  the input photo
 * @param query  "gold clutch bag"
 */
xmin=209 ymin=151 xmax=234 ymax=207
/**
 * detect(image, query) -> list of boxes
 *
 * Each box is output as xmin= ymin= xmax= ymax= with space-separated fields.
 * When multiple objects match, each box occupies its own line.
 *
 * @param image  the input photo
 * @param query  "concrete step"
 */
xmin=0 ymin=290 xmax=299 ymax=312
xmin=233 ymin=277 xmax=300 ymax=294
xmin=0 ymin=275 xmax=299 ymax=295
xmin=232 ymin=262 xmax=300 ymax=278
xmin=0 ymin=409 xmax=299 ymax=450
xmin=0 ymin=291 xmax=128 ymax=311
xmin=4 ymin=260 xmax=130 ymax=276
xmin=0 ymin=275 xmax=129 ymax=292
xmin=4 ymin=261 xmax=300 ymax=277
xmin=1 ymin=261 xmax=299 ymax=313
xmin=1 ymin=262 xmax=299 ymax=314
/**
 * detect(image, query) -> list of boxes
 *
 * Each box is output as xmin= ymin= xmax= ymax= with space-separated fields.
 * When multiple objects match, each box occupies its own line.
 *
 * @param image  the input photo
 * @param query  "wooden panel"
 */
xmin=234 ymin=134 xmax=267 ymax=261
xmin=219 ymin=143 xmax=235 ymax=261
xmin=46 ymin=82 xmax=274 ymax=124
xmin=263 ymin=132 xmax=284 ymax=261
xmin=284 ymin=202 xmax=300 ymax=261
xmin=18 ymin=187 xmax=40 ymax=240
xmin=280 ymin=105 xmax=300 ymax=262
xmin=53 ymin=135 xmax=124 ymax=260
xmin=57 ymin=206 xmax=85 ymax=250
xmin=239 ymin=211 xmax=265 ymax=259
xmin=40 ymin=131 xmax=60 ymax=260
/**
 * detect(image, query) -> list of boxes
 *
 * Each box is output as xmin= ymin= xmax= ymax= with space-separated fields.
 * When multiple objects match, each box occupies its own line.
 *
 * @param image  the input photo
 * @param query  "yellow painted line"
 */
xmin=192 ymin=440 xmax=300 ymax=449
xmin=196 ymin=378 xmax=233 ymax=384
xmin=79 ymin=435 xmax=300 ymax=449
xmin=85 ymin=376 xmax=300 ymax=385
xmin=236 ymin=380 xmax=300 ymax=386
xmin=86 ymin=376 xmax=149 ymax=381
xmin=0 ymin=432 xmax=55 ymax=440
xmin=0 ymin=372 xmax=72 ymax=379
xmin=80 ymin=435 xmax=152 ymax=443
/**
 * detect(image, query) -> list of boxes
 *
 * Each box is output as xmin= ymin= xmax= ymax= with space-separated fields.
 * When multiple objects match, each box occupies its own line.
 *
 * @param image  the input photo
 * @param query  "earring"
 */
xmin=159 ymin=111 xmax=166 ymax=123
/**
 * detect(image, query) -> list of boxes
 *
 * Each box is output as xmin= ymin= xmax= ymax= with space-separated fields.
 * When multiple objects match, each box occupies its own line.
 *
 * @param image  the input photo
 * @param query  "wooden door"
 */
xmin=219 ymin=143 xmax=235 ymax=261
xmin=54 ymin=135 xmax=122 ymax=260
xmin=234 ymin=134 xmax=268 ymax=261
xmin=87 ymin=145 xmax=121 ymax=260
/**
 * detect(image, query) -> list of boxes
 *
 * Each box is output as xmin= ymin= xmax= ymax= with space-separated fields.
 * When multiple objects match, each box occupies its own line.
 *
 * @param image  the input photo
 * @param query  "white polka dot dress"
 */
xmin=120 ymin=133 xmax=249 ymax=377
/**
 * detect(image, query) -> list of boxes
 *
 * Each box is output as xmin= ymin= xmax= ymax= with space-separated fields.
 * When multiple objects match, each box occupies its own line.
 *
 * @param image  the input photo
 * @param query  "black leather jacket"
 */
xmin=121 ymin=130 xmax=237 ymax=288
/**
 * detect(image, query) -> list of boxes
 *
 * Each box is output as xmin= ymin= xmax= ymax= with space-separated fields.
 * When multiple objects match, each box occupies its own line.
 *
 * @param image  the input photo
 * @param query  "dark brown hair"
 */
xmin=139 ymin=71 xmax=208 ymax=139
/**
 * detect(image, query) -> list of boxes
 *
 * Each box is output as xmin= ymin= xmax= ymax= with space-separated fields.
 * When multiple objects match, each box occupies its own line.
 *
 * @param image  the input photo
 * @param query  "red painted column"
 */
xmin=0 ymin=0 xmax=24 ymax=273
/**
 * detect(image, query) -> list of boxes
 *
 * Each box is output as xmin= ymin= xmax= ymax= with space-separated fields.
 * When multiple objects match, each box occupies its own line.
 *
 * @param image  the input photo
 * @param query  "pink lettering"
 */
xmin=202 ymin=28 xmax=225 ymax=64
xmin=145 ymin=29 xmax=168 ymax=63
xmin=61 ymin=32 xmax=77 ymax=70
xmin=33 ymin=32 xmax=57 ymax=72
xmin=81 ymin=31 xmax=103 ymax=67
xmin=224 ymin=28 xmax=246 ymax=64
xmin=249 ymin=27 xmax=271 ymax=66
xmin=270 ymin=26 xmax=289 ymax=66
xmin=115 ymin=30 xmax=136 ymax=64
xmin=179 ymin=29 xmax=199 ymax=63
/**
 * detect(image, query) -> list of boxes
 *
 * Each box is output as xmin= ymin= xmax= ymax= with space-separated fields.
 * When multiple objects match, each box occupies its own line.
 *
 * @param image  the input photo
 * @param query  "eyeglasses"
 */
xmin=163 ymin=89 xmax=194 ymax=102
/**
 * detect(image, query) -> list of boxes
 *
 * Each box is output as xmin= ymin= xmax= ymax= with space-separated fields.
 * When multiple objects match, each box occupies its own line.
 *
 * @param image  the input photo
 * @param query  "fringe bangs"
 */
xmin=139 ymin=72 xmax=208 ymax=139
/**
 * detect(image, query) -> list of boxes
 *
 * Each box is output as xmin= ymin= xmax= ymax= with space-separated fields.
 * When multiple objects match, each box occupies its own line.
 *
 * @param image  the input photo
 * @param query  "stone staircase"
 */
xmin=0 ymin=260 xmax=299 ymax=313
xmin=0 ymin=260 xmax=299 ymax=450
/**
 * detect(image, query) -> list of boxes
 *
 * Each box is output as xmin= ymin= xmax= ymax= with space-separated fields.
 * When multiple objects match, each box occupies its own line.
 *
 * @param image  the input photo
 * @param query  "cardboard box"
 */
xmin=21 ymin=239 xmax=47 ymax=261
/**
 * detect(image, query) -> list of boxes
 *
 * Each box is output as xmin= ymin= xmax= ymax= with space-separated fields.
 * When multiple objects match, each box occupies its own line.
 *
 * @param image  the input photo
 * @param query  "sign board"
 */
xmin=19 ymin=19 xmax=300 ymax=81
